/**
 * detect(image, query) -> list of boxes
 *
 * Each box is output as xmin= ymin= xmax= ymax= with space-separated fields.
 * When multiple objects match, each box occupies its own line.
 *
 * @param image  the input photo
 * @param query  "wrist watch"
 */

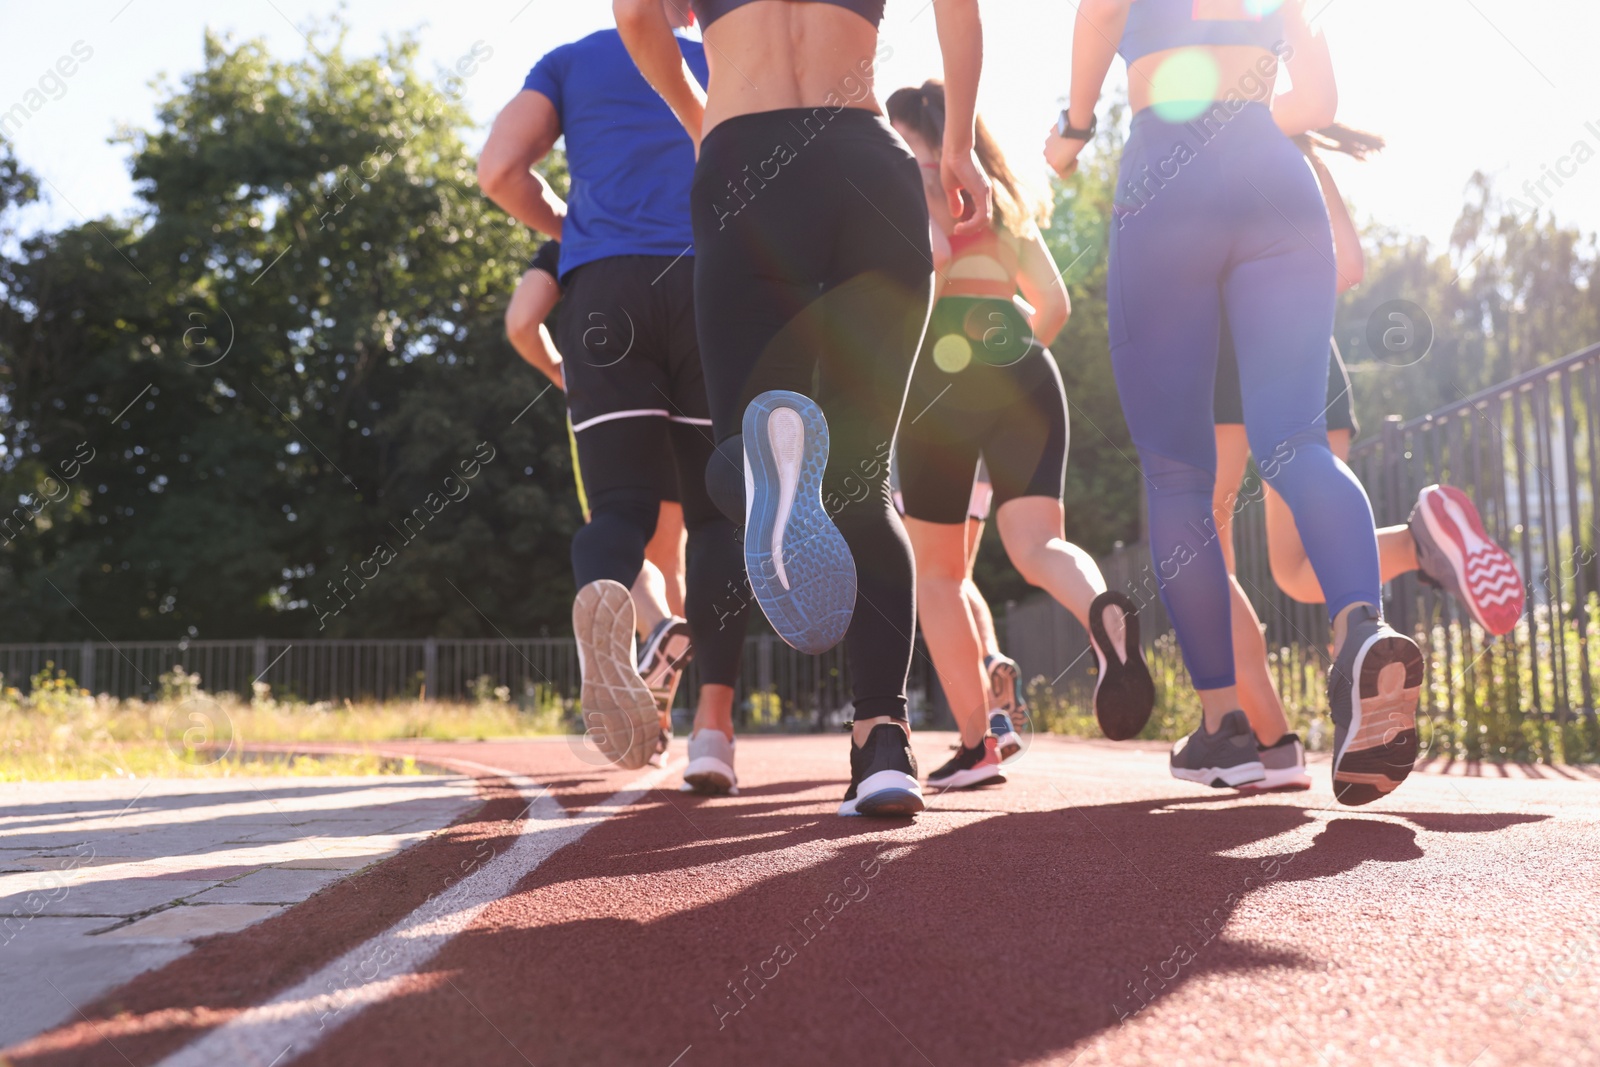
xmin=1055 ymin=110 xmax=1098 ymax=141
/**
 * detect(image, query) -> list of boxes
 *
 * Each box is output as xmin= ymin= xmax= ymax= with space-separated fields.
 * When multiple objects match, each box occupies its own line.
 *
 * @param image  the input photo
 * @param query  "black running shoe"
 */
xmin=927 ymin=735 xmax=1006 ymax=790
xmin=1089 ymin=590 xmax=1155 ymax=741
xmin=638 ymin=616 xmax=694 ymax=695
xmin=1328 ymin=605 xmax=1423 ymax=806
xmin=838 ymin=724 xmax=924 ymax=817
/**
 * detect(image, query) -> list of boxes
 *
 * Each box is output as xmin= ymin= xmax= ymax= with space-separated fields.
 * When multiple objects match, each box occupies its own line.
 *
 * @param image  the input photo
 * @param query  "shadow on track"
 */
xmin=292 ymin=785 xmax=1548 ymax=1067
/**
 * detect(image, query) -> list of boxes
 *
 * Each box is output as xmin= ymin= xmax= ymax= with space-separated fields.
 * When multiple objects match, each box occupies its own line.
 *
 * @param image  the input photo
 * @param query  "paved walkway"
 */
xmin=0 ymin=773 xmax=481 ymax=1047
xmin=6 ymin=737 xmax=1600 ymax=1066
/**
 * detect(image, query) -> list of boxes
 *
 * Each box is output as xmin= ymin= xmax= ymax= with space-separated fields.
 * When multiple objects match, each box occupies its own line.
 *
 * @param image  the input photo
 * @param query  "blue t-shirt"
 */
xmin=522 ymin=29 xmax=707 ymax=278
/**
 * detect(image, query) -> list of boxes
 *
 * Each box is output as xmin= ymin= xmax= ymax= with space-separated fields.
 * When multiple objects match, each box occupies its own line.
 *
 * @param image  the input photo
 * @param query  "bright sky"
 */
xmin=3 ymin=0 xmax=1597 ymax=253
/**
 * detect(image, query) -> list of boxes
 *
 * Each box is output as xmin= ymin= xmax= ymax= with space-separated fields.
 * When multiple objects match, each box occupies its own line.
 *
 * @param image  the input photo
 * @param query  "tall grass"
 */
xmin=0 ymin=665 xmax=574 ymax=782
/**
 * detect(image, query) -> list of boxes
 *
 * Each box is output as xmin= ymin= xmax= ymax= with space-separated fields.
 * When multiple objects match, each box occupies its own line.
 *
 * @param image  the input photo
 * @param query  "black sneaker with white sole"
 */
xmin=1169 ymin=709 xmax=1265 ymax=788
xmin=927 ymin=735 xmax=1006 ymax=790
xmin=1089 ymin=591 xmax=1155 ymax=741
xmin=638 ymin=616 xmax=694 ymax=693
xmin=838 ymin=723 xmax=924 ymax=817
xmin=1328 ymin=604 xmax=1423 ymax=806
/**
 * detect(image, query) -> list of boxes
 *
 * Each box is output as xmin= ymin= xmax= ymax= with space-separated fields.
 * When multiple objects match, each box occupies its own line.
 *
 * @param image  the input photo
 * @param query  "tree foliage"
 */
xmin=0 ymin=31 xmax=571 ymax=640
xmin=1 ymin=33 xmax=1596 ymax=638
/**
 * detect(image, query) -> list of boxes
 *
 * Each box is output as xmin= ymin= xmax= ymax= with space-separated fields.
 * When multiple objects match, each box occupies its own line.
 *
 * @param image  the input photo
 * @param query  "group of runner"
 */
xmin=479 ymin=0 xmax=1525 ymax=818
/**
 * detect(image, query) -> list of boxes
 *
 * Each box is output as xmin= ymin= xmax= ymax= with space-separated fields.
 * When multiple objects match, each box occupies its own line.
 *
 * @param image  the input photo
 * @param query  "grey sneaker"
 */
xmin=1328 ymin=604 xmax=1424 ymax=806
xmin=1238 ymin=733 xmax=1311 ymax=792
xmin=680 ymin=729 xmax=737 ymax=796
xmin=1170 ymin=710 xmax=1265 ymax=788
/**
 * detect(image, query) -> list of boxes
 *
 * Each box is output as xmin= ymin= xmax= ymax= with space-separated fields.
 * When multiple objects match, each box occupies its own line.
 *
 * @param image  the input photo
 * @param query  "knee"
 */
xmin=1250 ymin=426 xmax=1329 ymax=488
xmin=1142 ymin=451 xmax=1215 ymax=500
xmin=584 ymin=487 xmax=659 ymax=539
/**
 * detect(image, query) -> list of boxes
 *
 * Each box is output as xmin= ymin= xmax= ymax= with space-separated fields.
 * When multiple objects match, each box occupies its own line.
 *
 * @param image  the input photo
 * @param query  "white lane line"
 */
xmin=156 ymin=762 xmax=675 ymax=1067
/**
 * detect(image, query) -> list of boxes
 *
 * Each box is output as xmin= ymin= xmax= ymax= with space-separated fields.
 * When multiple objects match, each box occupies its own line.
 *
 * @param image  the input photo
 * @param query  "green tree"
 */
xmin=0 ymin=30 xmax=578 ymax=640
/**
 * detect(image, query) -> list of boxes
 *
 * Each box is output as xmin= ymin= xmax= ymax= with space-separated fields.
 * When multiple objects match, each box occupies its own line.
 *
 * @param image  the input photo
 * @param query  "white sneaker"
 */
xmin=680 ymin=730 xmax=738 ymax=795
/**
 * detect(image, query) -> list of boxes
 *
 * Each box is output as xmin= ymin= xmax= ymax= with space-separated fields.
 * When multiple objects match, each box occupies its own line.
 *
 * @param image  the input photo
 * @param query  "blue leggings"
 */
xmin=1107 ymin=103 xmax=1381 ymax=690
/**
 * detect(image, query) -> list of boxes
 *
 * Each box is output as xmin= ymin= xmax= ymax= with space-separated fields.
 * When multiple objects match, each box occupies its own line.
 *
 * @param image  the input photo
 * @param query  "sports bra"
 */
xmin=692 ymin=0 xmax=885 ymax=30
xmin=943 ymin=227 xmax=1018 ymax=301
xmin=1119 ymin=0 xmax=1286 ymax=63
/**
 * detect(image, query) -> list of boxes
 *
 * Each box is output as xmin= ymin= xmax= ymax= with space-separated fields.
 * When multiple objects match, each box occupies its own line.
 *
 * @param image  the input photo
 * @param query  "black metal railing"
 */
xmin=0 ymin=633 xmax=950 ymax=732
xmin=1006 ymin=342 xmax=1600 ymax=761
xmin=9 ymin=345 xmax=1596 ymax=755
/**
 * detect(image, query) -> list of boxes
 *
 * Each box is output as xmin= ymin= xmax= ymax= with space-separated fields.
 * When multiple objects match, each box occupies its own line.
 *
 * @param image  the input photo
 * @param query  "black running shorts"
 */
xmin=897 ymin=296 xmax=1068 ymax=525
xmin=556 ymin=254 xmax=706 ymax=509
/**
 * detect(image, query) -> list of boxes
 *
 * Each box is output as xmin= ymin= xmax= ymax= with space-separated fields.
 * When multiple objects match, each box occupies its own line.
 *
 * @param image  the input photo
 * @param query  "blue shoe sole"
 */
xmin=742 ymin=390 xmax=857 ymax=655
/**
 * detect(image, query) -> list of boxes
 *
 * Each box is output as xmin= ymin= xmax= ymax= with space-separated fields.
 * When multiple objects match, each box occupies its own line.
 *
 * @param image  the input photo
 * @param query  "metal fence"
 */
xmin=1007 ymin=341 xmax=1600 ymax=756
xmin=8 ymin=344 xmax=1597 ymax=748
xmin=0 ymin=633 xmax=951 ymax=732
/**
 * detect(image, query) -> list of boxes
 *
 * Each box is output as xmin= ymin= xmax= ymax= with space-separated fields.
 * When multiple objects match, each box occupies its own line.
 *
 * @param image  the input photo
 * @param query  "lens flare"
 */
xmin=933 ymin=333 xmax=973 ymax=373
xmin=1149 ymin=50 xmax=1221 ymax=124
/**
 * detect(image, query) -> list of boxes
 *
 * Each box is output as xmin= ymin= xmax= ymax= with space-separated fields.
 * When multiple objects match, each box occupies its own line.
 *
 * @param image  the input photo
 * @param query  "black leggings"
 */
xmin=691 ymin=107 xmax=933 ymax=721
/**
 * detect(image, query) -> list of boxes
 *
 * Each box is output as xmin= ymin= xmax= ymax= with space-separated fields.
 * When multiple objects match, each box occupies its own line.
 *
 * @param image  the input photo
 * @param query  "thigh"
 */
xmin=985 ymin=352 xmax=1068 ymax=509
xmin=1107 ymin=193 xmax=1227 ymax=473
xmin=572 ymin=416 xmax=676 ymax=506
xmin=659 ymin=258 xmax=713 ymax=427
xmin=896 ymin=409 xmax=981 ymax=525
xmin=665 ymin=420 xmax=722 ymax=529
xmin=691 ymin=134 xmax=831 ymax=442
xmin=816 ymin=136 xmax=934 ymax=497
xmin=1225 ymin=163 xmax=1338 ymax=456
xmin=558 ymin=258 xmax=675 ymax=433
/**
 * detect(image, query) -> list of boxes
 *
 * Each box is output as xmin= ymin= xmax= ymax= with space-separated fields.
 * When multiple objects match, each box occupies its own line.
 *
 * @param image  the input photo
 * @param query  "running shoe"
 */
xmin=680 ymin=729 xmax=738 ymax=795
xmin=1328 ymin=604 xmax=1423 ymax=806
xmin=838 ymin=723 xmax=924 ymax=817
xmin=1169 ymin=709 xmax=1265 ymax=788
xmin=742 ymin=390 xmax=857 ymax=655
xmin=638 ymin=616 xmax=693 ymax=768
xmin=985 ymin=652 xmax=1028 ymax=731
xmin=988 ymin=710 xmax=1024 ymax=762
xmin=1089 ymin=590 xmax=1156 ymax=741
xmin=927 ymin=734 xmax=1006 ymax=790
xmin=638 ymin=615 xmax=694 ymax=695
xmin=1409 ymin=484 xmax=1524 ymax=635
xmin=573 ymin=580 xmax=659 ymax=770
xmin=1237 ymin=733 xmax=1311 ymax=792
xmin=647 ymin=708 xmax=672 ymax=768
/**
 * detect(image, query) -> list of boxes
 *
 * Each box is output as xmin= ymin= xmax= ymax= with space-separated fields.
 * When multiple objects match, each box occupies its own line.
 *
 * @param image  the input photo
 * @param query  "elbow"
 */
xmin=1081 ymin=0 xmax=1128 ymax=21
xmin=613 ymin=0 xmax=651 ymax=32
xmin=1335 ymin=256 xmax=1364 ymax=294
xmin=477 ymin=156 xmax=512 ymax=200
xmin=1309 ymin=86 xmax=1338 ymax=131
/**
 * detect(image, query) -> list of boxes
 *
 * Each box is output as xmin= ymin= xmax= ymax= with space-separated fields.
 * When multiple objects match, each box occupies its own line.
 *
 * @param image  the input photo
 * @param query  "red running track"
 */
xmin=9 ymin=735 xmax=1600 ymax=1067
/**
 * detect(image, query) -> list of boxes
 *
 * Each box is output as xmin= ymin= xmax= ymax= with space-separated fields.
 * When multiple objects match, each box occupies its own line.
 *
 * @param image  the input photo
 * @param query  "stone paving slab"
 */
xmin=100 ymin=903 xmax=285 ymax=940
xmin=0 ymin=774 xmax=480 ymax=1047
xmin=189 ymin=867 xmax=348 ymax=905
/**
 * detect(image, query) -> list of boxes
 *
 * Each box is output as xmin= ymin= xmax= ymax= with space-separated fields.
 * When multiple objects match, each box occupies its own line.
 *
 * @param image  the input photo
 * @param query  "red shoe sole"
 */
xmin=1423 ymin=486 xmax=1524 ymax=635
